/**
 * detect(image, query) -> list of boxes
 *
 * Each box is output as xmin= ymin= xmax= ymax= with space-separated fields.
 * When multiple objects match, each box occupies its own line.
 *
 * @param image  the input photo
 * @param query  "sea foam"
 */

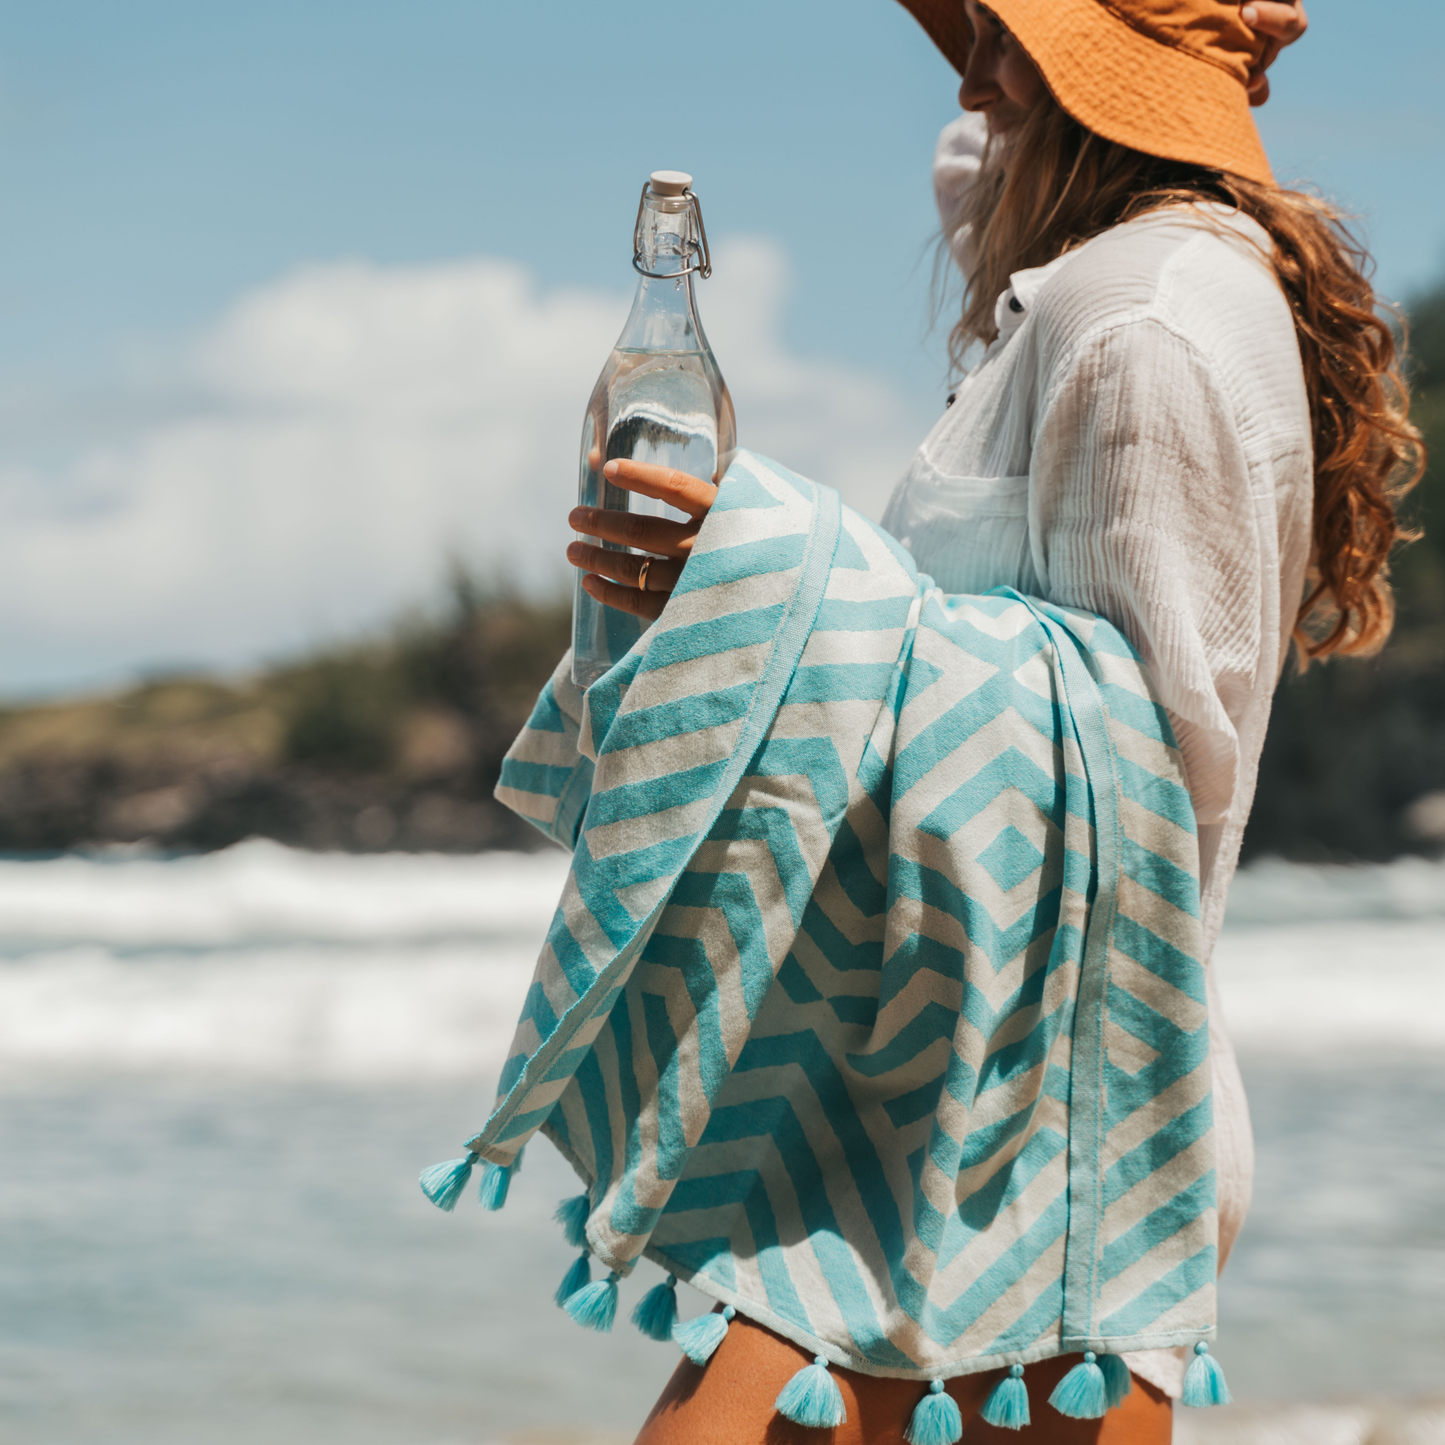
xmin=0 ymin=837 xmax=570 ymax=947
xmin=0 ymin=843 xmax=1439 ymax=1078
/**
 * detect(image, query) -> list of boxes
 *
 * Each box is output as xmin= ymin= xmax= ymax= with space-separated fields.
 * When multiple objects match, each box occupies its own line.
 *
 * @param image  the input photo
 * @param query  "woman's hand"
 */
xmin=567 ymin=458 xmax=717 ymax=623
xmin=1242 ymin=2 xmax=1308 ymax=105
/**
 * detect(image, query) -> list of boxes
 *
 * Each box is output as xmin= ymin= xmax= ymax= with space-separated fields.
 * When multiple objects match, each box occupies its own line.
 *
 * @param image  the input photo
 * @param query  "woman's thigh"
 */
xmin=634 ymin=1314 xmax=1171 ymax=1445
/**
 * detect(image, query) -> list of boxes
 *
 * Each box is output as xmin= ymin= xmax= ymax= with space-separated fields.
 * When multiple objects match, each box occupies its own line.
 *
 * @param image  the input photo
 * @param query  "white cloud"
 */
xmin=0 ymin=238 xmax=932 ymax=693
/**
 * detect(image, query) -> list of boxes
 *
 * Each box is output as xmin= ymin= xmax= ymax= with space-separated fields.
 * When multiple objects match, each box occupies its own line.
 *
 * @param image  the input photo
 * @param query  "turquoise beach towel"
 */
xmin=422 ymin=451 xmax=1227 ymax=1426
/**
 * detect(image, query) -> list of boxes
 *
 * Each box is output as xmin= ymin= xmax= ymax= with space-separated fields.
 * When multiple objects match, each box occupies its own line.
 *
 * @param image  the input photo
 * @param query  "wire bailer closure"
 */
xmin=631 ymin=181 xmax=713 ymax=281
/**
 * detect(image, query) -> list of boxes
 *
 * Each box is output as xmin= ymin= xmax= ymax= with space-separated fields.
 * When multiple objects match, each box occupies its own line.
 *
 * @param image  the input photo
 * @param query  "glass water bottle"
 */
xmin=571 ymin=170 xmax=736 ymax=689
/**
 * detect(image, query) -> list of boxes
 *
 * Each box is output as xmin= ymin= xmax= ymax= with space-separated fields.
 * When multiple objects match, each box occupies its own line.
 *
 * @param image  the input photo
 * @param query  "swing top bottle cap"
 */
xmin=648 ymin=170 xmax=692 ymax=197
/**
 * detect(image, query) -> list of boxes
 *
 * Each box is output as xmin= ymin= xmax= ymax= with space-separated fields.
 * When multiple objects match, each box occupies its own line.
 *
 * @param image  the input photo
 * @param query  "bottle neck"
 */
xmin=616 ymin=272 xmax=704 ymax=353
xmin=616 ymin=194 xmax=709 ymax=354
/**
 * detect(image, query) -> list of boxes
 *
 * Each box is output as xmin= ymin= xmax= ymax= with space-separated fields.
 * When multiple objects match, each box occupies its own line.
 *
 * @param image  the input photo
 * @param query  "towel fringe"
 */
xmin=775 ymin=1354 xmax=846 ymax=1429
xmin=553 ymin=1252 xmax=591 ymax=1308
xmin=1098 ymin=1352 xmax=1133 ymax=1410
xmin=417 ymin=1153 xmax=475 ymax=1211
xmin=553 ymin=1193 xmax=590 ymax=1250
xmin=478 ymin=1160 xmax=513 ymax=1210
xmin=1182 ymin=1343 xmax=1232 ymax=1407
xmin=1050 ymin=1352 xmax=1108 ymax=1419
xmin=673 ymin=1304 xmax=733 ymax=1364
xmin=563 ymin=1270 xmax=620 ymax=1333
xmin=979 ymin=1365 xmax=1030 ymax=1431
xmin=631 ymin=1274 xmax=679 ymax=1342
xmin=905 ymin=1378 xmax=962 ymax=1445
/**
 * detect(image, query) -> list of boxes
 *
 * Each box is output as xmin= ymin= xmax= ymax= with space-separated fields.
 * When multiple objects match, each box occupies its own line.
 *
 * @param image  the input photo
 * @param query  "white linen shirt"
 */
xmin=881 ymin=113 xmax=1314 ymax=1396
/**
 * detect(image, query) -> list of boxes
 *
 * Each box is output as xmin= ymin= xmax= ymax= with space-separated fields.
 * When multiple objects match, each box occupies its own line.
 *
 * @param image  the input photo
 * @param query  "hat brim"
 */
xmin=896 ymin=0 xmax=1273 ymax=185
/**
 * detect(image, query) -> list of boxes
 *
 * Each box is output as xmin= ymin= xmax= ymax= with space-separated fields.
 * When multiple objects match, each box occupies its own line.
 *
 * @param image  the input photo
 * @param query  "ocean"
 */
xmin=0 ymin=841 xmax=1441 ymax=1444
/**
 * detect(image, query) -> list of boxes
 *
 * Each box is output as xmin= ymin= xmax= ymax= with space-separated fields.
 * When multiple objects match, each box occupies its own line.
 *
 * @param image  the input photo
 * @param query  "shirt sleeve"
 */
xmin=1027 ymin=317 xmax=1266 ymax=826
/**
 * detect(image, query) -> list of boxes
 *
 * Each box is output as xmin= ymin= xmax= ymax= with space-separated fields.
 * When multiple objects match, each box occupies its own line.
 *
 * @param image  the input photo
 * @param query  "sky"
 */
xmin=1 ymin=0 xmax=1442 ymax=696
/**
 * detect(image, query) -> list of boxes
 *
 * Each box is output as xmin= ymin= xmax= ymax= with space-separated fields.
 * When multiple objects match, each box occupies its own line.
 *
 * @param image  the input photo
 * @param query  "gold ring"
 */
xmin=637 ymin=557 xmax=652 ymax=592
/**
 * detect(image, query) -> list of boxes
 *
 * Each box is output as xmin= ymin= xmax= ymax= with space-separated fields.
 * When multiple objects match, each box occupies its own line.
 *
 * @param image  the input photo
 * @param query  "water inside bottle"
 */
xmin=572 ymin=345 xmax=731 ymax=688
xmin=605 ymin=347 xmax=719 ymax=495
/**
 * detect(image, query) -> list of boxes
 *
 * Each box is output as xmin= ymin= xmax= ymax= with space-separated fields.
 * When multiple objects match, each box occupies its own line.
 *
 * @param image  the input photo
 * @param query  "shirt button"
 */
xmin=1008 ymin=295 xmax=1024 ymax=313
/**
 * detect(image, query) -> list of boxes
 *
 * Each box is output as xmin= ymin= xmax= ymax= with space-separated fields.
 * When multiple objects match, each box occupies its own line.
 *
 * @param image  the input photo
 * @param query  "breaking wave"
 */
xmin=0 ymin=841 xmax=1439 ymax=1078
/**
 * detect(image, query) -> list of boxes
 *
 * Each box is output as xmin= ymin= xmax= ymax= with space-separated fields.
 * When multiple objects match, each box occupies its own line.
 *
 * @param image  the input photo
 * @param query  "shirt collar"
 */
xmin=992 ymin=248 xmax=1078 ymax=343
xmin=990 ymin=203 xmax=1272 ymax=346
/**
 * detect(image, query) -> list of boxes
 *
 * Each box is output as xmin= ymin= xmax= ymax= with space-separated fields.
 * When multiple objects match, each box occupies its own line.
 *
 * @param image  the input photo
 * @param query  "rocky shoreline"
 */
xmin=1 ymin=585 xmax=1443 ymax=862
xmin=0 ymin=587 xmax=568 ymax=856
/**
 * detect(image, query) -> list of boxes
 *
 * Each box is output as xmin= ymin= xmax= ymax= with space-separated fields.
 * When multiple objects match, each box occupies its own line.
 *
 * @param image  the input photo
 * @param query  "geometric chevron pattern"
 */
xmin=484 ymin=450 xmax=1214 ymax=1380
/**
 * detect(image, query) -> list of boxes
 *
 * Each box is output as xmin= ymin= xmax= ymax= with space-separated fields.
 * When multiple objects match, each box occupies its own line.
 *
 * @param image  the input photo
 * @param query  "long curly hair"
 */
xmin=946 ymin=98 xmax=1424 ymax=662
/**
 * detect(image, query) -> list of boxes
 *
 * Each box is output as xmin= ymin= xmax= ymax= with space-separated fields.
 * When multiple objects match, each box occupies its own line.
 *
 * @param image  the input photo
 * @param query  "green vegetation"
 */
xmin=0 ymin=581 xmax=570 ymax=852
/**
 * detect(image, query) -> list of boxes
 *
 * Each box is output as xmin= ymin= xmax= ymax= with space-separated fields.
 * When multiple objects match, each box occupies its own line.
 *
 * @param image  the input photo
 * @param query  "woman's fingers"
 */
xmin=602 ymin=458 xmax=717 ymax=520
xmin=581 ymin=571 xmax=668 ymax=622
xmin=566 ymin=540 xmax=684 ymax=593
xmin=1242 ymin=2 xmax=1307 ymax=43
xmin=566 ymin=457 xmax=713 ymax=621
xmin=1246 ymin=55 xmax=1276 ymax=104
xmin=570 ymin=506 xmax=697 ymax=558
xmin=1242 ymin=2 xmax=1306 ymax=104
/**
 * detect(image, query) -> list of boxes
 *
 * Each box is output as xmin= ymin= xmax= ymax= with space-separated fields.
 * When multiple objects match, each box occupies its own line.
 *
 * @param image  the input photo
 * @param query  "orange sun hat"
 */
xmin=896 ymin=0 xmax=1274 ymax=185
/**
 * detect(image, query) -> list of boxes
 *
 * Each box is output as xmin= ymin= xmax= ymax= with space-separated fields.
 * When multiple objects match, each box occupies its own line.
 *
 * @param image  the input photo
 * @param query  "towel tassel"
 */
xmin=417 ymin=1152 xmax=476 ymax=1211
xmin=553 ymin=1193 xmax=590 ymax=1250
xmin=1049 ymin=1351 xmax=1108 ymax=1419
xmin=478 ymin=1160 xmax=513 ymax=1210
xmin=1182 ymin=1342 xmax=1232 ymax=1407
xmin=979 ymin=1364 xmax=1030 ymax=1430
xmin=673 ymin=1304 xmax=733 ymax=1363
xmin=564 ymin=1269 xmax=621 ymax=1332
xmin=632 ymin=1274 xmax=680 ymax=1342
xmin=775 ymin=1354 xmax=847 ymax=1429
xmin=554 ymin=1251 xmax=591 ymax=1308
xmin=905 ymin=1378 xmax=962 ymax=1445
xmin=1098 ymin=1352 xmax=1133 ymax=1409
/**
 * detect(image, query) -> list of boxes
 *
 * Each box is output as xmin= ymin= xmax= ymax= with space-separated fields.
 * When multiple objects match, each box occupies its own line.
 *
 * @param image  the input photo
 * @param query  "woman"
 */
xmin=559 ymin=1 xmax=1419 ymax=1440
